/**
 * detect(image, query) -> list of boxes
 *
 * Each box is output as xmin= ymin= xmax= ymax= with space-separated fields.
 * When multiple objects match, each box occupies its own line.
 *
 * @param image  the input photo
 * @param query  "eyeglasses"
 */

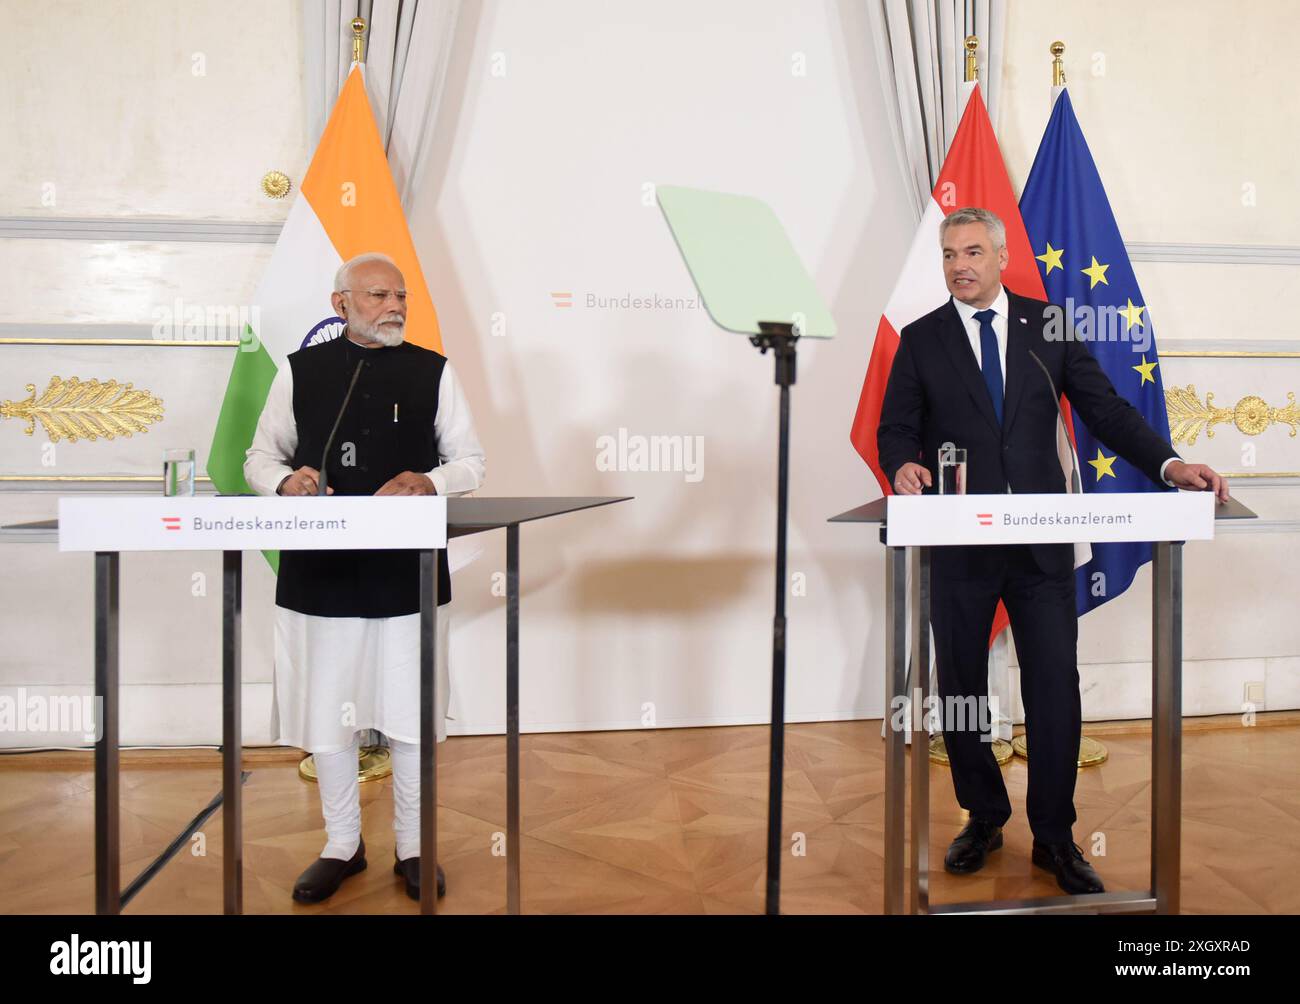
xmin=340 ymin=288 xmax=408 ymax=305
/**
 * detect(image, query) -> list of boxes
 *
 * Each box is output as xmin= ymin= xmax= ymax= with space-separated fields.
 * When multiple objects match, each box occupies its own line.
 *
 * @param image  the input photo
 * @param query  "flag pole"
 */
xmin=953 ymin=35 xmax=979 ymax=121
xmin=1052 ymin=35 xmax=1107 ymax=770
xmin=1008 ymin=38 xmax=1109 ymax=772
xmin=933 ymin=34 xmax=1021 ymax=770
xmin=1050 ymin=40 xmax=1068 ymax=105
xmin=352 ymin=16 xmax=367 ymax=65
xmin=300 ymin=13 xmax=392 ymax=791
xmin=349 ymin=14 xmax=389 ymax=785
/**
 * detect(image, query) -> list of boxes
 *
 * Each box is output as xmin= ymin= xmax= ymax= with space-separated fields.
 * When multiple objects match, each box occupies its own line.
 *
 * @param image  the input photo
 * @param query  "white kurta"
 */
xmin=244 ymin=345 xmax=486 ymax=754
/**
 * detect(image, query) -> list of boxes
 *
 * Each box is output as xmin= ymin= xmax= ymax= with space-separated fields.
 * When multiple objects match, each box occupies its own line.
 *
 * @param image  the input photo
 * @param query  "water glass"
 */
xmin=938 ymin=444 xmax=967 ymax=496
xmin=163 ymin=448 xmax=196 ymax=497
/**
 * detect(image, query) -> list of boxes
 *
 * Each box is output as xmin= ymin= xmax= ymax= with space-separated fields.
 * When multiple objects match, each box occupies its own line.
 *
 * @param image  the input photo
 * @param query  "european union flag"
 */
xmin=1019 ymin=90 xmax=1173 ymax=616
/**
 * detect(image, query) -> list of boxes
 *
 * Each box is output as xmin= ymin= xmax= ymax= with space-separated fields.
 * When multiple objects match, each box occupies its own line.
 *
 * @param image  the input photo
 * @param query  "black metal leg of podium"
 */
xmin=1152 ymin=541 xmax=1182 ymax=915
xmin=94 ymin=551 xmax=120 ymax=915
xmin=883 ymin=543 xmax=907 ymax=916
xmin=419 ymin=549 xmax=440 ymax=914
xmin=506 ymin=524 xmax=522 ymax=914
xmin=909 ymin=547 xmax=931 ymax=916
xmin=222 ymin=550 xmax=243 ymax=915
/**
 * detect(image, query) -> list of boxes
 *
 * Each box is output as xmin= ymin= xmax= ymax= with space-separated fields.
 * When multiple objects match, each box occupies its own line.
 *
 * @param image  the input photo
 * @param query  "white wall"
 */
xmin=0 ymin=0 xmax=305 ymax=746
xmin=1 ymin=0 xmax=1296 ymax=749
xmin=382 ymin=0 xmax=915 ymax=734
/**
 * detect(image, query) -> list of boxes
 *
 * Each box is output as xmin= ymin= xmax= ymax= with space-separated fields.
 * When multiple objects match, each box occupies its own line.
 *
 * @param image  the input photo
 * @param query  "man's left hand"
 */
xmin=1165 ymin=460 xmax=1229 ymax=502
xmin=374 ymin=471 xmax=437 ymax=496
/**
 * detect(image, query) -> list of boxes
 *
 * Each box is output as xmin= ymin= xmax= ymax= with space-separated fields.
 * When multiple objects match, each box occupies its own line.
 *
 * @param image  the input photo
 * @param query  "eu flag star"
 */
xmin=1133 ymin=355 xmax=1158 ymax=385
xmin=1118 ymin=298 xmax=1145 ymax=331
xmin=1036 ymin=242 xmax=1064 ymax=275
xmin=1081 ymin=256 xmax=1110 ymax=289
xmin=1088 ymin=448 xmax=1118 ymax=480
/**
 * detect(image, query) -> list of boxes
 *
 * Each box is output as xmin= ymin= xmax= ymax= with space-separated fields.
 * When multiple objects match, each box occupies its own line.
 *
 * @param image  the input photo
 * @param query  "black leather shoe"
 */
xmin=1032 ymin=840 xmax=1106 ymax=894
xmin=292 ymin=837 xmax=366 ymax=903
xmin=394 ymin=852 xmax=446 ymax=900
xmin=943 ymin=818 xmax=1003 ymax=874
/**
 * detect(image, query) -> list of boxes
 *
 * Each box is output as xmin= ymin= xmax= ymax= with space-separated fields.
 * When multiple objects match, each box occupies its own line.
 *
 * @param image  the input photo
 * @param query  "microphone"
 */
xmin=1028 ymin=349 xmax=1082 ymax=495
xmin=317 ymin=356 xmax=367 ymax=497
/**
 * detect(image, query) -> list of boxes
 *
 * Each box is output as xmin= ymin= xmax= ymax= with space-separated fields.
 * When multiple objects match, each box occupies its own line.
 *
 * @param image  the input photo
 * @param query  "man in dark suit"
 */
xmin=877 ymin=207 xmax=1227 ymax=894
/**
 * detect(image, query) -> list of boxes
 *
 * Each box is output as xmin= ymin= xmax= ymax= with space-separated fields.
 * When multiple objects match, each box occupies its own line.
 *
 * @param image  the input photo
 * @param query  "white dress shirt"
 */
xmin=951 ymin=285 xmax=1177 ymax=486
xmin=241 ymin=338 xmax=486 ymax=754
xmin=243 ymin=345 xmax=486 ymax=497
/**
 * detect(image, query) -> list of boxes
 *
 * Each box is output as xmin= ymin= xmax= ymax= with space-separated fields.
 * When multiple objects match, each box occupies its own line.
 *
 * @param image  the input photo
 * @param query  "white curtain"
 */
xmin=868 ymin=0 xmax=1007 ymax=215
xmin=302 ymin=0 xmax=462 ymax=210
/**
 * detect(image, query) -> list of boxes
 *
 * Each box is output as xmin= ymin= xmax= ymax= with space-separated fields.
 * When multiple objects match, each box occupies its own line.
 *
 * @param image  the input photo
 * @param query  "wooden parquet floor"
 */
xmin=1 ymin=719 xmax=1296 ymax=914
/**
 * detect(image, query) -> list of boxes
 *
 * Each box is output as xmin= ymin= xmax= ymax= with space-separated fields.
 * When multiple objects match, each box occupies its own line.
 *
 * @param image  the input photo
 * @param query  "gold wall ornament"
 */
xmin=0 ymin=376 xmax=164 ymax=443
xmin=1233 ymin=395 xmax=1272 ymax=436
xmin=1165 ymin=385 xmax=1298 ymax=445
xmin=261 ymin=170 xmax=291 ymax=199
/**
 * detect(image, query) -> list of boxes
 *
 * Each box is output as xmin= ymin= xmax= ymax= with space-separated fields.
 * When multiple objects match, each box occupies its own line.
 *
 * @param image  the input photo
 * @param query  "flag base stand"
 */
xmin=925 ymin=727 xmax=1107 ymax=767
xmin=297 ymin=746 xmax=393 ymax=783
xmin=927 ymin=734 xmax=1014 ymax=766
xmin=1011 ymin=733 xmax=1109 ymax=767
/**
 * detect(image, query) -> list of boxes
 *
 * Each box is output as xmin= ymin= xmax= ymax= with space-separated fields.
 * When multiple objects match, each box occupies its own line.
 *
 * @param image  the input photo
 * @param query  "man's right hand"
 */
xmin=893 ymin=462 xmax=932 ymax=495
xmin=277 ymin=466 xmax=333 ymax=496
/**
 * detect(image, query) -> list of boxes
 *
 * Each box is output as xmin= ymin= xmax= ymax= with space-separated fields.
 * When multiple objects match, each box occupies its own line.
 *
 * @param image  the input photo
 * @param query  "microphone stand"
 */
xmin=312 ymin=348 xmax=373 ymax=780
xmin=1028 ymin=349 xmax=1081 ymax=493
xmin=318 ymin=356 xmax=367 ymax=496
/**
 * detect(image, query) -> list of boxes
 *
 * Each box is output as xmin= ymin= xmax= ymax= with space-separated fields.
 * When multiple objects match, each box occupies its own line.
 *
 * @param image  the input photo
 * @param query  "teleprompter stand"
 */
xmin=657 ymin=184 xmax=835 ymax=913
xmin=750 ymin=321 xmax=798 ymax=915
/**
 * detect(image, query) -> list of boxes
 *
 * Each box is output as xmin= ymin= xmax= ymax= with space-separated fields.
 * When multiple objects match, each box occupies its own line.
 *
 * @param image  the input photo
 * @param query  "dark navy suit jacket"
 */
xmin=877 ymin=289 xmax=1178 ymax=576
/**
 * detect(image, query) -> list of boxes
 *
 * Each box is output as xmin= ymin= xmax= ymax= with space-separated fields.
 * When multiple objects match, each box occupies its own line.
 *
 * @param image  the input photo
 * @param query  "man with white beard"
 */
xmin=244 ymin=252 xmax=485 ymax=903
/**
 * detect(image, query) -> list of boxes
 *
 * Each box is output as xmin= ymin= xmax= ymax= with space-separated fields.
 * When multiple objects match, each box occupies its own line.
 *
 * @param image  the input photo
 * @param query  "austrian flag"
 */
xmin=848 ymin=85 xmax=1060 ymax=642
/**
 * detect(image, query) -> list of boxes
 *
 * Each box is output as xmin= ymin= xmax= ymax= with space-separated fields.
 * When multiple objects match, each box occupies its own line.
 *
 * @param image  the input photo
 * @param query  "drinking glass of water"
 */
xmin=938 ymin=443 xmax=967 ymax=495
xmin=163 ymin=448 xmax=196 ymax=497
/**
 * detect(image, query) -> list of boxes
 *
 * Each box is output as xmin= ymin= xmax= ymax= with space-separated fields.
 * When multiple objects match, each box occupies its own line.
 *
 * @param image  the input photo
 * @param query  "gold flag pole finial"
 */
xmin=352 ymin=16 xmax=367 ymax=64
xmin=964 ymin=35 xmax=979 ymax=82
xmin=1051 ymin=40 xmax=1066 ymax=86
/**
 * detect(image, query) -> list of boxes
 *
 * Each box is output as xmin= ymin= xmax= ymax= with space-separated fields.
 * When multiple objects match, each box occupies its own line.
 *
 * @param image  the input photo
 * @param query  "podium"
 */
xmin=830 ymin=491 xmax=1256 ymax=916
xmin=30 ymin=493 xmax=629 ymax=916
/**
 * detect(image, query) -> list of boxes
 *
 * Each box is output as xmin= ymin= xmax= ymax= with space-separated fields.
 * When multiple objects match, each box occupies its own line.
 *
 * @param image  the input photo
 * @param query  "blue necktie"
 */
xmin=973 ymin=308 xmax=1003 ymax=424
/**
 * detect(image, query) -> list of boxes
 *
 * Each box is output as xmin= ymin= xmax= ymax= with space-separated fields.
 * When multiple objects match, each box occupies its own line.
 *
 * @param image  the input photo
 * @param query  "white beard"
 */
xmin=348 ymin=315 xmax=406 ymax=347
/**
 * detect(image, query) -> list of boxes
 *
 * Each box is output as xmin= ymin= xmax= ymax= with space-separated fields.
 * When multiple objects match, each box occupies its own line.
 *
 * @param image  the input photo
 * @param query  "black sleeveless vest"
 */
xmin=275 ymin=334 xmax=452 ymax=617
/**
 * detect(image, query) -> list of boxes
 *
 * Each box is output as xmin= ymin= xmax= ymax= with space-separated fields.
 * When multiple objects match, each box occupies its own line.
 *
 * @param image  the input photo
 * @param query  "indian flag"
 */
xmin=207 ymin=63 xmax=442 ymax=550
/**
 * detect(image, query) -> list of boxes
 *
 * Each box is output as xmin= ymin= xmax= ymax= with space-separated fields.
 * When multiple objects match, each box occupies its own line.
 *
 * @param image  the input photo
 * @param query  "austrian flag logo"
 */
xmin=161 ymin=516 xmax=181 ymax=531
xmin=976 ymin=512 xmax=993 ymax=527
